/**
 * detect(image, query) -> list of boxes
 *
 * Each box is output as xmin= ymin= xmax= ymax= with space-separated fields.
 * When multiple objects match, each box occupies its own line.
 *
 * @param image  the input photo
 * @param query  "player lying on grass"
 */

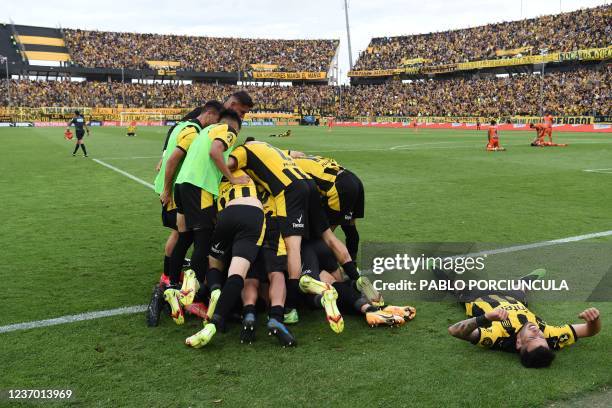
xmin=269 ymin=129 xmax=291 ymax=137
xmin=163 ymin=109 xmax=248 ymax=324
xmin=486 ymin=120 xmax=506 ymax=151
xmin=443 ymin=269 xmax=601 ymax=368
xmin=184 ymin=169 xmax=265 ymax=348
xmin=67 ymin=110 xmax=90 ymax=157
xmin=300 ymin=239 xmax=416 ymax=329
xmin=529 ymin=123 xmax=568 ymax=147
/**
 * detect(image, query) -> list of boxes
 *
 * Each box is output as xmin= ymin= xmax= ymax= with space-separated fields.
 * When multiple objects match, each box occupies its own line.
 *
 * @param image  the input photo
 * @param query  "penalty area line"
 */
xmin=92 ymin=158 xmax=155 ymax=190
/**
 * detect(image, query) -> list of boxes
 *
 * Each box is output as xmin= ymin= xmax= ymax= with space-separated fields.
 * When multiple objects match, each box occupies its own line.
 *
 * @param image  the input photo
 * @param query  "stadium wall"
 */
xmin=335 ymin=121 xmax=612 ymax=133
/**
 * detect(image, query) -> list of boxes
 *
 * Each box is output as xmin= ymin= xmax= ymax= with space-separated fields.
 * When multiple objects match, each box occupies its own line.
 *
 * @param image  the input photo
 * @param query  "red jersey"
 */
xmin=544 ymin=115 xmax=553 ymax=128
xmin=488 ymin=126 xmax=498 ymax=141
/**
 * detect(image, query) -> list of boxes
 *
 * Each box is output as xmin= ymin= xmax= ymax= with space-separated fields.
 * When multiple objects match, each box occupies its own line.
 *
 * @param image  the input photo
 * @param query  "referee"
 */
xmin=67 ymin=110 xmax=90 ymax=157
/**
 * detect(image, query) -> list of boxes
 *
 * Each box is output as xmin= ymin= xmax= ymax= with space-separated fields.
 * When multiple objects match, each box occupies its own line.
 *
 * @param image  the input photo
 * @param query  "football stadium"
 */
xmin=1 ymin=1 xmax=611 ymax=406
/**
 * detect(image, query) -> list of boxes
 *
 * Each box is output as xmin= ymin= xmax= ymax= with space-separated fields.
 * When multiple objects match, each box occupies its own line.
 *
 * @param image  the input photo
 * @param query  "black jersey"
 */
xmin=70 ymin=115 xmax=86 ymax=131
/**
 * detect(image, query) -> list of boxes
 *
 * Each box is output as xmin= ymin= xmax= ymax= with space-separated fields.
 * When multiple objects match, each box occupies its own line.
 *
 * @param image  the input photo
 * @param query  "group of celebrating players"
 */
xmin=145 ymin=90 xmax=601 ymax=368
xmin=148 ymin=91 xmax=415 ymax=348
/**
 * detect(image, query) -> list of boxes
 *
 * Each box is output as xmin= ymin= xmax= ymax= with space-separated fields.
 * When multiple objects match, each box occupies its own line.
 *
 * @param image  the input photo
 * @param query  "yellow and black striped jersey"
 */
xmin=217 ymin=169 xmax=258 ymax=212
xmin=293 ymin=155 xmax=344 ymax=193
xmin=230 ymin=142 xmax=310 ymax=197
xmin=176 ymin=121 xmax=237 ymax=153
xmin=466 ymin=294 xmax=577 ymax=352
xmin=256 ymin=184 xmax=278 ymax=218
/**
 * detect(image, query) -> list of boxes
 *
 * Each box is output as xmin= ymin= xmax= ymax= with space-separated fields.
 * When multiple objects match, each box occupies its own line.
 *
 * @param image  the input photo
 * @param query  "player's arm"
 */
xmin=209 ymin=140 xmax=249 ymax=185
xmin=287 ymin=150 xmax=305 ymax=159
xmin=160 ymin=148 xmax=186 ymax=205
xmin=571 ymin=307 xmax=601 ymax=338
xmin=85 ymin=122 xmax=90 ymax=135
xmin=155 ymin=155 xmax=163 ymax=172
xmin=66 ymin=117 xmax=74 ymax=131
xmin=448 ymin=308 xmax=508 ymax=342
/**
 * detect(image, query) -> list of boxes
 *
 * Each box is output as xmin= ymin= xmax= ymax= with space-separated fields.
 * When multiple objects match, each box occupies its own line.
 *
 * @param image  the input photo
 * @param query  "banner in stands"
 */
xmin=495 ymin=46 xmax=533 ymax=57
xmin=348 ymin=68 xmax=405 ymax=77
xmin=400 ymin=57 xmax=431 ymax=66
xmin=558 ymin=47 xmax=612 ymax=62
xmin=595 ymin=115 xmax=612 ymax=123
xmin=250 ymin=64 xmax=279 ymax=71
xmin=334 ymin=121 xmax=611 ymax=133
xmin=147 ymin=60 xmax=181 ymax=69
xmin=250 ymin=71 xmax=326 ymax=80
xmin=421 ymin=64 xmax=458 ymax=74
xmin=511 ymin=116 xmax=593 ymax=125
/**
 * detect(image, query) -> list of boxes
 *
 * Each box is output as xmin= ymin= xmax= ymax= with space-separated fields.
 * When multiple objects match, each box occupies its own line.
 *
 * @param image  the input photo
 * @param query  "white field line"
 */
xmin=3 ymin=229 xmax=612 ymax=334
xmin=3 ymin=148 xmax=612 ymax=334
xmin=92 ymin=158 xmax=155 ymax=190
xmin=583 ymin=168 xmax=612 ymax=174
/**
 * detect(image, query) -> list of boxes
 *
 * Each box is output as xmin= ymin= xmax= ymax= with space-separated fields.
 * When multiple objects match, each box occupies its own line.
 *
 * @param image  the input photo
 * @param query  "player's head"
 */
xmin=244 ymin=136 xmax=256 ymax=143
xmin=75 ymin=110 xmax=80 ymax=116
xmin=219 ymin=108 xmax=242 ymax=133
xmin=199 ymin=100 xmax=224 ymax=126
xmin=490 ymin=120 xmax=496 ymax=126
xmin=180 ymin=107 xmax=203 ymax=121
xmin=225 ymin=91 xmax=254 ymax=119
xmin=516 ymin=322 xmax=555 ymax=368
xmin=529 ymin=123 xmax=535 ymax=128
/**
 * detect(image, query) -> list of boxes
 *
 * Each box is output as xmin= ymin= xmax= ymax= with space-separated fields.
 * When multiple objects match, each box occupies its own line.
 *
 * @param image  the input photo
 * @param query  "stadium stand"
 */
xmin=63 ymin=29 xmax=339 ymax=73
xmin=1 ymin=65 xmax=608 ymax=117
xmin=353 ymin=5 xmax=611 ymax=70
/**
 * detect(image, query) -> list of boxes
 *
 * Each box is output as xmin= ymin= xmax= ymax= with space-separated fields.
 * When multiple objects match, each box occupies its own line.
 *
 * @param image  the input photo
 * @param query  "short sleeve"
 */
xmin=544 ymin=324 xmax=577 ymax=350
xmin=176 ymin=127 xmax=198 ymax=152
xmin=475 ymin=324 xmax=505 ymax=349
xmin=209 ymin=124 xmax=237 ymax=150
xmin=230 ymin=145 xmax=248 ymax=169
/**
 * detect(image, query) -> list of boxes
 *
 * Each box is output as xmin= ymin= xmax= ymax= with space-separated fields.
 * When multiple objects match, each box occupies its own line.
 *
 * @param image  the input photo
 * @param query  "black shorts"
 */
xmin=174 ymin=183 xmax=216 ymax=231
xmin=161 ymin=204 xmax=177 ymax=230
xmin=324 ymin=170 xmax=365 ymax=226
xmin=301 ymin=239 xmax=338 ymax=279
xmin=76 ymin=130 xmax=85 ymax=140
xmin=249 ymin=246 xmax=287 ymax=281
xmin=278 ymin=179 xmax=329 ymax=239
xmin=209 ymin=205 xmax=264 ymax=264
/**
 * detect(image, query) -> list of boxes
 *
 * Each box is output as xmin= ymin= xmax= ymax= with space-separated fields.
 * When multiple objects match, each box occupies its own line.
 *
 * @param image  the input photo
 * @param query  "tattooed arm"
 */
xmin=448 ymin=308 xmax=509 ymax=342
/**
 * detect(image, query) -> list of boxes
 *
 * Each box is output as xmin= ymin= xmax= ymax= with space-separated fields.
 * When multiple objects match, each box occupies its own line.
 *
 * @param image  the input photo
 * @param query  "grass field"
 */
xmin=1 ymin=125 xmax=611 ymax=407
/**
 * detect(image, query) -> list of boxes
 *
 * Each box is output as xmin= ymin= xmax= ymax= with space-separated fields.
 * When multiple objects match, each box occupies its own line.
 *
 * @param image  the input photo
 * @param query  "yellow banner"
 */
xmin=456 ymin=53 xmax=560 ymax=70
xmin=250 ymin=63 xmax=279 ymax=71
xmin=400 ymin=57 xmax=431 ymax=66
xmin=495 ymin=46 xmax=533 ymax=57
xmin=147 ymin=60 xmax=181 ymax=69
xmin=558 ymin=47 xmax=612 ymax=62
xmin=251 ymin=71 xmax=326 ymax=80
xmin=348 ymin=68 xmax=405 ymax=77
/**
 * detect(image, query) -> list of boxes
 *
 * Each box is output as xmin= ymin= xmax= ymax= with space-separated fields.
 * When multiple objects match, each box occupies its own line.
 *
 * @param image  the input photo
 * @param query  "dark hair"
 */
xmin=219 ymin=108 xmax=242 ymax=130
xmin=75 ymin=110 xmax=80 ymax=115
xmin=490 ymin=120 xmax=496 ymax=125
xmin=180 ymin=107 xmax=203 ymax=121
xmin=244 ymin=136 xmax=255 ymax=143
xmin=230 ymin=91 xmax=254 ymax=108
xmin=520 ymin=346 xmax=555 ymax=368
xmin=529 ymin=123 xmax=535 ymax=128
xmin=203 ymin=100 xmax=224 ymax=113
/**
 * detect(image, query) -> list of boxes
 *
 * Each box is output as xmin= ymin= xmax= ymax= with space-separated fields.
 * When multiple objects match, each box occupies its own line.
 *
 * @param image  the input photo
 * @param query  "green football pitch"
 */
xmin=1 ymin=125 xmax=611 ymax=407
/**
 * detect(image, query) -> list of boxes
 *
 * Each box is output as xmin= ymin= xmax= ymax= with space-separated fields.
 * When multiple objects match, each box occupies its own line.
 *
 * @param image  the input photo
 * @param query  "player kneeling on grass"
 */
xmin=300 ymin=239 xmax=415 ymax=328
xmin=127 ymin=121 xmax=137 ymax=137
xmin=185 ymin=170 xmax=265 ymax=348
xmin=486 ymin=120 xmax=505 ymax=151
xmin=240 ymin=187 xmax=296 ymax=346
xmin=443 ymin=268 xmax=601 ymax=368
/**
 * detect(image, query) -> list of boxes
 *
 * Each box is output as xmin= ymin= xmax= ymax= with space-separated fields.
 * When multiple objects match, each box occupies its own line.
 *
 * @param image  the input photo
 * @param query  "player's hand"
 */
xmin=155 ymin=162 xmax=161 ymax=172
xmin=230 ymin=174 xmax=251 ymax=185
xmin=160 ymin=190 xmax=171 ymax=207
xmin=578 ymin=308 xmax=600 ymax=322
xmin=485 ymin=308 xmax=509 ymax=322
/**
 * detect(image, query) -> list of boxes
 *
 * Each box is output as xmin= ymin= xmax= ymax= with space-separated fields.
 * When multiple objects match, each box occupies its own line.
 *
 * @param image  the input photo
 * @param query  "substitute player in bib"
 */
xmin=67 ymin=110 xmax=90 ymax=157
xmin=163 ymin=109 xmax=248 ymax=325
xmin=147 ymin=103 xmax=222 ymax=327
xmin=486 ymin=120 xmax=506 ymax=151
xmin=186 ymin=169 xmax=265 ymax=348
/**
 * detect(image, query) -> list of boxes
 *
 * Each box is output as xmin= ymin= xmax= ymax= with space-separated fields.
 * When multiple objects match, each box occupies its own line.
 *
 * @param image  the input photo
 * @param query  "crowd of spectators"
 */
xmin=354 ymin=4 xmax=611 ymax=70
xmin=63 ymin=29 xmax=338 ymax=73
xmin=1 ymin=66 xmax=609 ymax=117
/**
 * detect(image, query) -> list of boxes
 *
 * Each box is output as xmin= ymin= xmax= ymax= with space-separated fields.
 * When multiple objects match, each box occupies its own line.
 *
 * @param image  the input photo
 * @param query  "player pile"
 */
xmin=147 ymin=92 xmax=416 ymax=348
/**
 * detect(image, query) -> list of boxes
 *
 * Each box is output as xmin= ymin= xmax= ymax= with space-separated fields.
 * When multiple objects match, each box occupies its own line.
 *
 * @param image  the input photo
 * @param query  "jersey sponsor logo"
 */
xmin=344 ymin=211 xmax=353 ymax=221
xmin=292 ymin=214 xmax=304 ymax=228
xmin=482 ymin=337 xmax=493 ymax=347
